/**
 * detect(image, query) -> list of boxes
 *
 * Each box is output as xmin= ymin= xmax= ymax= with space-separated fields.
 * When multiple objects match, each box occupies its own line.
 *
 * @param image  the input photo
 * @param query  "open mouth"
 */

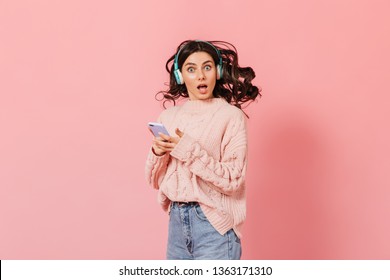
xmin=197 ymin=84 xmax=208 ymax=92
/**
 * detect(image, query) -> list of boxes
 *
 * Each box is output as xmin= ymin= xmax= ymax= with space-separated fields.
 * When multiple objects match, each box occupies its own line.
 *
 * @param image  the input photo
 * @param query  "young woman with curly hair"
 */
xmin=145 ymin=40 xmax=261 ymax=260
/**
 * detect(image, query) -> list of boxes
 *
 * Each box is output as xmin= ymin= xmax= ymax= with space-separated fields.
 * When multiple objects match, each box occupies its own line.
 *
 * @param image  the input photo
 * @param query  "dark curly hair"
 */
xmin=156 ymin=40 xmax=262 ymax=115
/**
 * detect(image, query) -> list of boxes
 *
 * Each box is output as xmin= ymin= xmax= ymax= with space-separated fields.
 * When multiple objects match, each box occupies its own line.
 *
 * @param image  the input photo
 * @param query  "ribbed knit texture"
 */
xmin=145 ymin=98 xmax=248 ymax=238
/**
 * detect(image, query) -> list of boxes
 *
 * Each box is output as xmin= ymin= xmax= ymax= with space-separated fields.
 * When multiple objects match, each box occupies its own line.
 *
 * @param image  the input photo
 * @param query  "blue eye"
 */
xmin=204 ymin=65 xmax=212 ymax=70
xmin=187 ymin=67 xmax=195 ymax=73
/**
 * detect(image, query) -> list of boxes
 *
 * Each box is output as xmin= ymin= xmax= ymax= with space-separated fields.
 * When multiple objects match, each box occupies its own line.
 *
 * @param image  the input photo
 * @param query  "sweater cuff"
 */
xmin=170 ymin=133 xmax=196 ymax=162
xmin=147 ymin=147 xmax=169 ymax=163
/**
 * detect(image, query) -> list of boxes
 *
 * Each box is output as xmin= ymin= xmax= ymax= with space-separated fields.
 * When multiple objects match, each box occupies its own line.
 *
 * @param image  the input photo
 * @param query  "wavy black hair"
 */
xmin=156 ymin=40 xmax=261 ymax=115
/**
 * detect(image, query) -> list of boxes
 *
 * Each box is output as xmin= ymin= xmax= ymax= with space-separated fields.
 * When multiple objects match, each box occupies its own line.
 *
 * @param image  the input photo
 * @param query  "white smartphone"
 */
xmin=148 ymin=122 xmax=170 ymax=137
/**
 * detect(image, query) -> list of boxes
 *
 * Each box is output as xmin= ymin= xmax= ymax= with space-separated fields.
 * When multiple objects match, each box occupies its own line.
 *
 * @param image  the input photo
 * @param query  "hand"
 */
xmin=152 ymin=128 xmax=184 ymax=156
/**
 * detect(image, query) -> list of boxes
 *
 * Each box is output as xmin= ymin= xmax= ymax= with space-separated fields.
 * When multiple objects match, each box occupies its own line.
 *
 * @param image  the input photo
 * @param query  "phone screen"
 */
xmin=148 ymin=122 xmax=170 ymax=137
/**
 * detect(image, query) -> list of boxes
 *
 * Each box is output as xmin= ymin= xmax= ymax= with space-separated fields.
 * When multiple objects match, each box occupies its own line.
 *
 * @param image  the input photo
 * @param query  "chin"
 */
xmin=188 ymin=91 xmax=213 ymax=100
xmin=200 ymin=92 xmax=214 ymax=99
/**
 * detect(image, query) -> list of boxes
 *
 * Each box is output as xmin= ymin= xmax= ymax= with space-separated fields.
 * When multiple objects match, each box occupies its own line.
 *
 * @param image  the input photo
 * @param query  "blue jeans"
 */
xmin=167 ymin=202 xmax=242 ymax=260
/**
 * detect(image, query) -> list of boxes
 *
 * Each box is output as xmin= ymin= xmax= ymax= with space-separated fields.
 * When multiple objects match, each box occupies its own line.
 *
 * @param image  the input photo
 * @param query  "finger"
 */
xmin=155 ymin=136 xmax=167 ymax=143
xmin=155 ymin=139 xmax=174 ymax=149
xmin=168 ymin=136 xmax=181 ymax=145
xmin=158 ymin=132 xmax=171 ymax=142
xmin=175 ymin=128 xmax=184 ymax=138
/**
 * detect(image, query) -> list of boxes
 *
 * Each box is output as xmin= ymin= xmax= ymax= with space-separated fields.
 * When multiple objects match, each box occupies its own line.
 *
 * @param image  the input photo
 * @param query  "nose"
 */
xmin=197 ymin=69 xmax=205 ymax=80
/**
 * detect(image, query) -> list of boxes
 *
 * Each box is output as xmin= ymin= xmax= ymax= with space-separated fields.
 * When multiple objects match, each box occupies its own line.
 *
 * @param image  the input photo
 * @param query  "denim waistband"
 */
xmin=171 ymin=201 xmax=199 ymax=208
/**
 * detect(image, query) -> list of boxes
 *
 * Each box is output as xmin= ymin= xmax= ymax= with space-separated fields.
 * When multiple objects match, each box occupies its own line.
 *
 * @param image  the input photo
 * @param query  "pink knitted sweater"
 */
xmin=145 ymin=98 xmax=248 ymax=238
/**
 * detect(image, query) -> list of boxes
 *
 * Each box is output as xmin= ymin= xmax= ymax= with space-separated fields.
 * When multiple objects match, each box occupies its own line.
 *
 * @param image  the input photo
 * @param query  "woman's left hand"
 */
xmin=153 ymin=128 xmax=184 ymax=153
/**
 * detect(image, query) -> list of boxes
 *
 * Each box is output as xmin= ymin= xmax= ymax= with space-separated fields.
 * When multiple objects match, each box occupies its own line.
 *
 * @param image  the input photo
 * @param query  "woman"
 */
xmin=145 ymin=40 xmax=261 ymax=259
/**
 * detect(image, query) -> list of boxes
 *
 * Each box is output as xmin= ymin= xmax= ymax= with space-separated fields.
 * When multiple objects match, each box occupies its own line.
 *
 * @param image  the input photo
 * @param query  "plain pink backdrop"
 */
xmin=1 ymin=0 xmax=389 ymax=259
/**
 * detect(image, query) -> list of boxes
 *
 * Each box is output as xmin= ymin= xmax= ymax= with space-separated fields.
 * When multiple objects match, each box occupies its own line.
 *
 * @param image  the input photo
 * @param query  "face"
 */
xmin=181 ymin=51 xmax=217 ymax=100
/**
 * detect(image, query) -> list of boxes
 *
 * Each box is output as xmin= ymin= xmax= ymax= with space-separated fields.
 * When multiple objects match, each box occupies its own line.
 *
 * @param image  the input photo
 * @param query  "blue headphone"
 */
xmin=173 ymin=40 xmax=223 ymax=85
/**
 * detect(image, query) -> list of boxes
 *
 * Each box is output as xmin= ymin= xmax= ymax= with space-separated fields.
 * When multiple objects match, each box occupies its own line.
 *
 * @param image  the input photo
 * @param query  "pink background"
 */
xmin=1 ymin=0 xmax=389 ymax=259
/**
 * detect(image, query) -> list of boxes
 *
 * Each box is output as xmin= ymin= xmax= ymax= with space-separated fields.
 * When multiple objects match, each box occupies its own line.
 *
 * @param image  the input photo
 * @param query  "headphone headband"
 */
xmin=174 ymin=40 xmax=222 ymax=70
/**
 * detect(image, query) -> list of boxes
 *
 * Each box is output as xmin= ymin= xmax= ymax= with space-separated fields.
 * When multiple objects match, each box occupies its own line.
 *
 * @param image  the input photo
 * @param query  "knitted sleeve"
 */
xmin=145 ymin=114 xmax=170 ymax=189
xmin=170 ymin=109 xmax=248 ymax=195
xmin=145 ymin=149 xmax=169 ymax=189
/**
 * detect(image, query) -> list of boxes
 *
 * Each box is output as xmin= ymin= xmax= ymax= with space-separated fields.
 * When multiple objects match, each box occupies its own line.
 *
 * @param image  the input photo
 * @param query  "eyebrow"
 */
xmin=184 ymin=60 xmax=214 ymax=67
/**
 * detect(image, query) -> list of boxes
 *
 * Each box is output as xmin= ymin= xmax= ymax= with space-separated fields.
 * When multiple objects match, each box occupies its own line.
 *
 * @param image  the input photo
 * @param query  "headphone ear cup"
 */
xmin=174 ymin=69 xmax=184 ymax=84
xmin=217 ymin=64 xmax=223 ymax=80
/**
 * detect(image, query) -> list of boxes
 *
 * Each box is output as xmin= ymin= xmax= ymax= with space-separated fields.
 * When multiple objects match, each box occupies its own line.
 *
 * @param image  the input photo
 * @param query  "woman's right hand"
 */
xmin=152 ymin=136 xmax=167 ymax=156
xmin=152 ymin=129 xmax=184 ymax=156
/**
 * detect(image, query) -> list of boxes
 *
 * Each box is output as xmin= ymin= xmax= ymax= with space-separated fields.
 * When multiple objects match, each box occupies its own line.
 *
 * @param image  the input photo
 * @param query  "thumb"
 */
xmin=175 ymin=128 xmax=184 ymax=137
